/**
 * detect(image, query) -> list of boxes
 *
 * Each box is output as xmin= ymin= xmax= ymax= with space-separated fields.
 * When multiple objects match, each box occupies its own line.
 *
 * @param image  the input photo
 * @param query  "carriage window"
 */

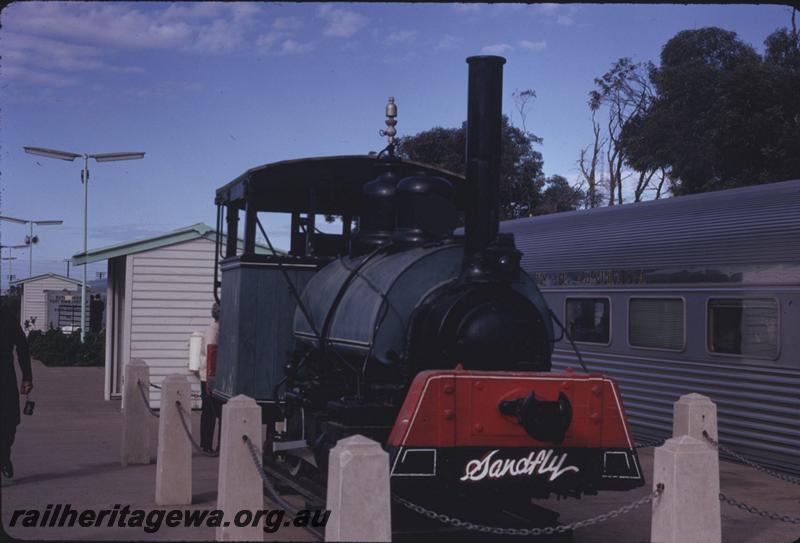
xmin=628 ymin=298 xmax=684 ymax=351
xmin=708 ymin=299 xmax=779 ymax=359
xmin=565 ymin=298 xmax=610 ymax=344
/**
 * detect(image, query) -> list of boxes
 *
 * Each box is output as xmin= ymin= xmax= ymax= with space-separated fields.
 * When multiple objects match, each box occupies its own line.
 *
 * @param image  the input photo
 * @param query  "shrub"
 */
xmin=28 ymin=328 xmax=105 ymax=367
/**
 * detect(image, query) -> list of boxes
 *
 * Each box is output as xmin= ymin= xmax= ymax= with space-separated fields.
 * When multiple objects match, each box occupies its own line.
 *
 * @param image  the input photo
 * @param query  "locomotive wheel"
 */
xmin=285 ymin=454 xmax=308 ymax=477
xmin=313 ymin=431 xmax=338 ymax=476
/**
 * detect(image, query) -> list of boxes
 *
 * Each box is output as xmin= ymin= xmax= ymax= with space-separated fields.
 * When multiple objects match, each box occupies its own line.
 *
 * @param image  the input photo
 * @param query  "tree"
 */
xmin=538 ymin=175 xmax=586 ymax=215
xmin=577 ymin=108 xmax=605 ymax=208
xmin=578 ymin=58 xmax=656 ymax=206
xmin=589 ymin=58 xmax=656 ymax=205
xmin=764 ymin=22 xmax=800 ymax=70
xmin=621 ymin=26 xmax=800 ymax=195
xmin=396 ymin=115 xmax=546 ymax=220
xmin=512 ymin=88 xmax=536 ymax=134
xmin=757 ymin=16 xmax=800 ymax=183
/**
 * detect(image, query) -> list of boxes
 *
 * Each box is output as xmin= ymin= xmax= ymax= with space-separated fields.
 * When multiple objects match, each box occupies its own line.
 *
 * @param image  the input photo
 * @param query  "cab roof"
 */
xmin=215 ymin=155 xmax=465 ymax=215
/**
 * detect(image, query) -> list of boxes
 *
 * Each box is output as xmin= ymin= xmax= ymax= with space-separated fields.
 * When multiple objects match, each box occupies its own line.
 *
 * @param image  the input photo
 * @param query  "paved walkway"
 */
xmin=1 ymin=361 xmax=798 ymax=542
xmin=0 ymin=361 xmax=314 ymax=541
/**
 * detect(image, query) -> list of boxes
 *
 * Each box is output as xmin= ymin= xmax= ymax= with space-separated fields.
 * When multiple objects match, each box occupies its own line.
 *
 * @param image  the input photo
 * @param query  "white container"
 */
xmin=188 ymin=331 xmax=204 ymax=372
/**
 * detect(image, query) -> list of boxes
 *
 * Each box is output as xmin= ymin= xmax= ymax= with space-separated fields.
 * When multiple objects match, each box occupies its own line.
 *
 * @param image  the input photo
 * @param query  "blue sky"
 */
xmin=0 ymin=2 xmax=793 ymax=290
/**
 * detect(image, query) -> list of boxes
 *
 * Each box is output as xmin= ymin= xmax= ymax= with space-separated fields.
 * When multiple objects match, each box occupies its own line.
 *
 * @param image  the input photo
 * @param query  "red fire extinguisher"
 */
xmin=207 ymin=344 xmax=218 ymax=377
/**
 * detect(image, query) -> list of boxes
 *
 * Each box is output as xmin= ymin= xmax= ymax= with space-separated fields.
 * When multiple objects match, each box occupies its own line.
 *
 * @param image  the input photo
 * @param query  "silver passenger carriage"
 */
xmin=501 ymin=179 xmax=800 ymax=475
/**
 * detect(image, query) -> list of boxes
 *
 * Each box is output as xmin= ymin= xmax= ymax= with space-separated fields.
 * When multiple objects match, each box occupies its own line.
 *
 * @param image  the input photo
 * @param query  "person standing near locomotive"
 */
xmin=0 ymin=304 xmax=33 ymax=479
xmin=198 ymin=302 xmax=220 ymax=454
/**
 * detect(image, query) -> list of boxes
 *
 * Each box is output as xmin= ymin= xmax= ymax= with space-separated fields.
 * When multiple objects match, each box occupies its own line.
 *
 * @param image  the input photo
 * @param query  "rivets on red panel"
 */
xmin=590 ymin=412 xmax=602 ymax=424
xmin=474 ymin=381 xmax=484 ymax=390
xmin=444 ymin=409 xmax=454 ymax=420
xmin=473 ymin=423 xmax=484 ymax=433
xmin=444 ymin=384 xmax=454 ymax=394
xmin=592 ymin=385 xmax=602 ymax=396
xmin=561 ymin=381 xmax=572 ymax=390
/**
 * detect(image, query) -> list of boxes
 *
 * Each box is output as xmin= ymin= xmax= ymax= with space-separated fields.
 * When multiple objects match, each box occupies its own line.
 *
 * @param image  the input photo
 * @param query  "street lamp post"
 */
xmin=0 ymin=217 xmax=61 ymax=278
xmin=0 ymin=243 xmax=25 ymax=294
xmin=23 ymin=146 xmax=145 ymax=342
xmin=1 ymin=258 xmax=16 ymax=286
xmin=27 ymin=219 xmax=64 ymax=276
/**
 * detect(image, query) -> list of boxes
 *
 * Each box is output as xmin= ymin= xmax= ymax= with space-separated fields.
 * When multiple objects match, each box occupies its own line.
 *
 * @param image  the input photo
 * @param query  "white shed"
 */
xmin=11 ymin=273 xmax=84 ymax=333
xmin=72 ymin=223 xmax=239 ymax=406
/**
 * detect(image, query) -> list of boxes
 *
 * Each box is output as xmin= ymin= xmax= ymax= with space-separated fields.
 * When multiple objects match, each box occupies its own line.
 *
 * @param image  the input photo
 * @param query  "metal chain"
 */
xmin=703 ymin=431 xmax=800 ymax=485
xmin=174 ymin=400 xmax=218 ymax=457
xmin=150 ymin=380 xmax=202 ymax=399
xmin=634 ymin=438 xmax=666 ymax=449
xmin=719 ymin=492 xmax=800 ymax=524
xmin=392 ymin=484 xmax=664 ymax=536
xmin=242 ymin=435 xmax=302 ymax=515
xmin=136 ymin=381 xmax=159 ymax=418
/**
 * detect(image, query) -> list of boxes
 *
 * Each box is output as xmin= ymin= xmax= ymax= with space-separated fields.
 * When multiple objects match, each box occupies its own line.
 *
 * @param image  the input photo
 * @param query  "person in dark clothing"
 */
xmin=0 ymin=305 xmax=33 ymax=479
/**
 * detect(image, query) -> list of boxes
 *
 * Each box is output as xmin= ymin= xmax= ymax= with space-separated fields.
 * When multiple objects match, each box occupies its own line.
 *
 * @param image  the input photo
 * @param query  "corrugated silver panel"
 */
xmin=501 ymin=179 xmax=800 ymax=271
xmin=551 ymin=349 xmax=800 ymax=475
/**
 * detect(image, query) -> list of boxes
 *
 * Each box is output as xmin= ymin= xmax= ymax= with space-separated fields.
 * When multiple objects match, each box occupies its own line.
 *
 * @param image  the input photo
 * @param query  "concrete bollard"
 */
xmin=650 ymin=435 xmax=721 ymax=543
xmin=216 ymin=395 xmax=263 ymax=542
xmin=673 ymin=393 xmax=718 ymax=443
xmin=121 ymin=359 xmax=152 ymax=466
xmin=325 ymin=435 xmax=391 ymax=542
xmin=155 ymin=374 xmax=193 ymax=505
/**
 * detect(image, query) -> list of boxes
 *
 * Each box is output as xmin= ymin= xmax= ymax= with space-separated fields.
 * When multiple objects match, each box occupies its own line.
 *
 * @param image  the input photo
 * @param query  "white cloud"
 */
xmin=257 ymin=15 xmax=311 ymax=54
xmin=0 ymin=2 xmax=273 ymax=87
xmin=280 ymin=39 xmax=315 ymax=55
xmin=122 ymin=80 xmax=205 ymax=100
xmin=7 ymin=3 xmax=193 ymax=50
xmin=1 ymin=65 xmax=77 ymax=87
xmin=2 ymin=31 xmax=145 ymax=81
xmin=536 ymin=4 xmax=561 ymax=15
xmin=385 ymin=30 xmax=417 ymax=45
xmin=273 ymin=16 xmax=303 ymax=31
xmin=4 ymin=2 xmax=263 ymax=53
xmin=257 ymin=31 xmax=290 ymax=49
xmin=518 ymin=39 xmax=547 ymax=52
xmin=435 ymin=34 xmax=460 ymax=50
xmin=556 ymin=14 xmax=575 ymax=27
xmin=534 ymin=4 xmax=578 ymax=27
xmin=481 ymin=43 xmax=514 ymax=55
xmin=452 ymin=4 xmax=481 ymax=13
xmin=107 ymin=65 xmax=146 ymax=75
xmin=161 ymin=2 xmax=228 ymax=21
xmin=257 ymin=32 xmax=314 ymax=56
xmin=317 ymin=5 xmax=367 ymax=38
xmin=191 ymin=18 xmax=245 ymax=53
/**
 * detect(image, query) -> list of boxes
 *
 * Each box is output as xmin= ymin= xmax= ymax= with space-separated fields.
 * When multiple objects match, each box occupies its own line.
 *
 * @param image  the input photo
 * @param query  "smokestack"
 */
xmin=463 ymin=55 xmax=506 ymax=280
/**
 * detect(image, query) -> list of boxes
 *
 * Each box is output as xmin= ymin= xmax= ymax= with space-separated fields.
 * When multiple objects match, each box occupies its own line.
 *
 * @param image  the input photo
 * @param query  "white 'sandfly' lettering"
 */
xmin=460 ymin=449 xmax=580 ymax=482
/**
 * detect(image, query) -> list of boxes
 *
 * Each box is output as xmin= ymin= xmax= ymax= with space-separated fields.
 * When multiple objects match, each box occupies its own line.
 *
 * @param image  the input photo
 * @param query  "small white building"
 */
xmin=11 ymin=273 xmax=84 ymax=333
xmin=72 ymin=223 xmax=236 ymax=406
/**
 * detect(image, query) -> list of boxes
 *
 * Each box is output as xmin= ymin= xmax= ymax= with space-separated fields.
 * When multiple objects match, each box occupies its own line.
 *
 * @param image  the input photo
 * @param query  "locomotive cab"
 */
xmin=212 ymin=155 xmax=470 ymax=420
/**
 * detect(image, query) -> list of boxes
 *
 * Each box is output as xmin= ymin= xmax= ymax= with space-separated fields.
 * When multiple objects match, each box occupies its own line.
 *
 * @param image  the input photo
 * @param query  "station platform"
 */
xmin=1 ymin=361 xmax=797 ymax=542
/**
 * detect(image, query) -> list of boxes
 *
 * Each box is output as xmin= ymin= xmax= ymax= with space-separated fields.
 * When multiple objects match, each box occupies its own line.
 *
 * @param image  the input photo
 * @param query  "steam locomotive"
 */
xmin=212 ymin=56 xmax=644 ymax=508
